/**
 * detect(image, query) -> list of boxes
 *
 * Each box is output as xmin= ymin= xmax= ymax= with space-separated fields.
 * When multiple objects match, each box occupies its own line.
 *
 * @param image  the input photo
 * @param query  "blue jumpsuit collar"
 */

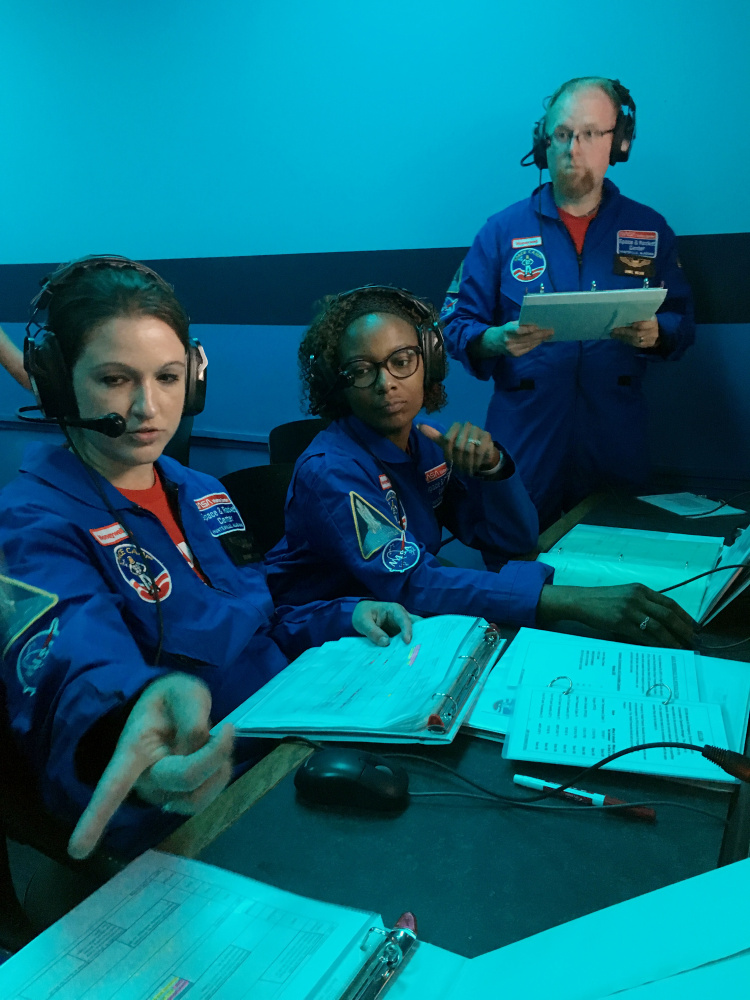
xmin=338 ymin=415 xmax=418 ymax=465
xmin=18 ymin=442 xmax=187 ymax=512
xmin=532 ymin=177 xmax=621 ymax=220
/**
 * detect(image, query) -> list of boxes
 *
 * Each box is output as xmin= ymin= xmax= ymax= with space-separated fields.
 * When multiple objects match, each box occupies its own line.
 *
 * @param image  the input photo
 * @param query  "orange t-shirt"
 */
xmin=118 ymin=472 xmax=209 ymax=583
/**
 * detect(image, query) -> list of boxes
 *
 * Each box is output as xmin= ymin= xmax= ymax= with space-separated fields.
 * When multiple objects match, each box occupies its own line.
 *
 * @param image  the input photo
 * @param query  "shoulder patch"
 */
xmin=382 ymin=538 xmax=420 ymax=573
xmin=350 ymin=492 xmax=401 ymax=559
xmin=90 ymin=522 xmax=128 ymax=546
xmin=16 ymin=617 xmax=59 ymax=695
xmin=194 ymin=492 xmax=246 ymax=537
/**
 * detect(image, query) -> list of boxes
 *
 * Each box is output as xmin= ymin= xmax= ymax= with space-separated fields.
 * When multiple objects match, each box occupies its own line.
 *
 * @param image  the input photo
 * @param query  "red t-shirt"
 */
xmin=557 ymin=205 xmax=597 ymax=255
xmin=118 ymin=472 xmax=209 ymax=583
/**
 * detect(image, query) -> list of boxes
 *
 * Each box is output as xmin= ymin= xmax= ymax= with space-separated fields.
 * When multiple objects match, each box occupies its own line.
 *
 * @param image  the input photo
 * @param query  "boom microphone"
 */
xmin=63 ymin=413 xmax=127 ymax=437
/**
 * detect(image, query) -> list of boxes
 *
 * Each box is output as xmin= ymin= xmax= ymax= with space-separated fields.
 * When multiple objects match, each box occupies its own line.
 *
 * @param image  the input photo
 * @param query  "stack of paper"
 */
xmin=464 ymin=628 xmax=750 ymax=784
xmin=537 ymin=523 xmax=750 ymax=624
xmin=221 ymin=615 xmax=504 ymax=744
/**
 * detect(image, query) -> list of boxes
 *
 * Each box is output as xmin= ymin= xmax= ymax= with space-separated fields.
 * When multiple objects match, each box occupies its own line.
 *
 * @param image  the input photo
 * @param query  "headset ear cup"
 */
xmin=183 ymin=339 xmax=207 ymax=417
xmin=419 ymin=323 xmax=446 ymax=390
xmin=532 ymin=118 xmax=548 ymax=170
xmin=24 ymin=330 xmax=78 ymax=420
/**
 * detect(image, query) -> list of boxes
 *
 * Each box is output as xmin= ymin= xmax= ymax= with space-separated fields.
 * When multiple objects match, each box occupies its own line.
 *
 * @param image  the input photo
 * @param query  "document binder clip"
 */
xmin=343 ymin=925 xmax=418 ymax=1000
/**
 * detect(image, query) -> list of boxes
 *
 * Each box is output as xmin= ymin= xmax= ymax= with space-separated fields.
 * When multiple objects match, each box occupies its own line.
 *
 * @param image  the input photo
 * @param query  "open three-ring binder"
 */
xmin=221 ymin=615 xmax=503 ymax=743
xmin=5 ymin=850 xmax=750 ymax=998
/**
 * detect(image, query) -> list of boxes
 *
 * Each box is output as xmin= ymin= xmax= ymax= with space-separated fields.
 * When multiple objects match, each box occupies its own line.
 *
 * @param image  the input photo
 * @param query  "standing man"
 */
xmin=441 ymin=77 xmax=694 ymax=529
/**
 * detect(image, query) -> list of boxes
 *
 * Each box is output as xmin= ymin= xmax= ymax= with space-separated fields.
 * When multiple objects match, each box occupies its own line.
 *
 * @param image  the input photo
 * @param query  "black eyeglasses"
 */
xmin=340 ymin=346 xmax=422 ymax=389
xmin=547 ymin=126 xmax=615 ymax=148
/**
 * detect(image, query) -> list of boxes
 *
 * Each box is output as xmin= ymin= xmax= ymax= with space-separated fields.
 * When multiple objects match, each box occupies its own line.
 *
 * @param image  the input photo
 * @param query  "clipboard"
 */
xmin=518 ymin=286 xmax=667 ymax=342
xmin=221 ymin=615 xmax=504 ymax=744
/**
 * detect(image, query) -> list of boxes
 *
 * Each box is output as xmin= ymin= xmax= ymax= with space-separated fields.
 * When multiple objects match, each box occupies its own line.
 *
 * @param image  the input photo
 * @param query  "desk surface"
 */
xmin=159 ymin=492 xmax=750 ymax=959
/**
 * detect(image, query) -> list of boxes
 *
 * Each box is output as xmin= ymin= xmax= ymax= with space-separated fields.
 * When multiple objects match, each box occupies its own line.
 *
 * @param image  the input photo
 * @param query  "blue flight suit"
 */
xmin=441 ymin=179 xmax=695 ymax=529
xmin=265 ymin=415 xmax=553 ymax=623
xmin=0 ymin=444 xmax=359 ymax=856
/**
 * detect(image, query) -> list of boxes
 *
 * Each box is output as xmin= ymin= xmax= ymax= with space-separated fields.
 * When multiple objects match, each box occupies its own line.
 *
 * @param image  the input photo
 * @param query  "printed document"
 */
xmin=637 ymin=492 xmax=747 ymax=518
xmin=4 ymin=851 xmax=750 ymax=999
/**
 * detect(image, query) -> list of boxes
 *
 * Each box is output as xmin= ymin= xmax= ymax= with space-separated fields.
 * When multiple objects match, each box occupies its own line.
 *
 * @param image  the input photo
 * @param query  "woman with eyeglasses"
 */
xmin=0 ymin=258 xmax=413 ymax=861
xmin=265 ymin=286 xmax=694 ymax=650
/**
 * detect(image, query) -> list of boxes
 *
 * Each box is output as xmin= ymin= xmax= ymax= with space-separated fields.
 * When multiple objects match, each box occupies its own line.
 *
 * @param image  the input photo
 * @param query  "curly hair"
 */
xmin=299 ymin=286 xmax=448 ymax=422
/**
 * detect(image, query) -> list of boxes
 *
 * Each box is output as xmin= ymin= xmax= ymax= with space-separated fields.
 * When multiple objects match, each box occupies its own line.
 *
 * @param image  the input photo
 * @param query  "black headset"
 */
xmin=307 ymin=285 xmax=446 ymax=412
xmin=24 ymin=254 xmax=207 ymax=430
xmin=522 ymin=78 xmax=636 ymax=170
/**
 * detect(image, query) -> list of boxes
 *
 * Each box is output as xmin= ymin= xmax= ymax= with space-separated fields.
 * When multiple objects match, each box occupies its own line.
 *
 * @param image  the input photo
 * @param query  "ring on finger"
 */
xmin=639 ymin=616 xmax=650 ymax=630
xmin=467 ymin=438 xmax=482 ymax=447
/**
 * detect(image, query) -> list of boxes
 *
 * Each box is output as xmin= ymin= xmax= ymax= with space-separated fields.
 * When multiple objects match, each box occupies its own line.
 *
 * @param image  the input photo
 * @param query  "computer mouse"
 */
xmin=294 ymin=748 xmax=409 ymax=811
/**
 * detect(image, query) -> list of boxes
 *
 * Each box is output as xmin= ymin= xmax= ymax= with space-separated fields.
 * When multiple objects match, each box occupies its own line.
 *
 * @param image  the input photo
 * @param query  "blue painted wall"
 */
xmin=0 ymin=1 xmax=748 ymax=264
xmin=1 ymin=2 xmax=748 ymax=493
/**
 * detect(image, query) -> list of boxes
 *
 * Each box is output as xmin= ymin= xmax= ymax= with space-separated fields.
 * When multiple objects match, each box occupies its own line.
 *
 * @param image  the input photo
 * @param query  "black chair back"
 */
xmin=268 ymin=419 xmax=325 ymax=465
xmin=220 ymin=463 xmax=295 ymax=557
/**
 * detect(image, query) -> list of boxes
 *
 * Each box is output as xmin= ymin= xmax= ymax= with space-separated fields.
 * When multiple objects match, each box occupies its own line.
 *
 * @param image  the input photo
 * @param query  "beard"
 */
xmin=552 ymin=165 xmax=596 ymax=203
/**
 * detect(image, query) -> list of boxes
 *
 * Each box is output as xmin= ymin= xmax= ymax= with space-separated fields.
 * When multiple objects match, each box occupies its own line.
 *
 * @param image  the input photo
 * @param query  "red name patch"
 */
xmin=617 ymin=230 xmax=657 ymax=240
xmin=425 ymin=463 xmax=448 ymax=483
xmin=379 ymin=475 xmax=392 ymax=490
xmin=194 ymin=492 xmax=232 ymax=512
xmin=89 ymin=522 xmax=128 ymax=546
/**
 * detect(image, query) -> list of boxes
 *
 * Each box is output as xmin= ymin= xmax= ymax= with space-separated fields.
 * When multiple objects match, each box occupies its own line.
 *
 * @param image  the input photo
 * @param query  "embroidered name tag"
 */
xmin=194 ymin=492 xmax=246 ymax=537
xmin=90 ymin=522 xmax=128 ymax=546
xmin=512 ymin=236 xmax=542 ymax=248
xmin=616 ymin=230 xmax=658 ymax=258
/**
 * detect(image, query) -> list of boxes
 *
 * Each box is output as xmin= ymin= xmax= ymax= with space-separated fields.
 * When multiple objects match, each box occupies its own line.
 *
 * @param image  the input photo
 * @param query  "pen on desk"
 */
xmin=513 ymin=774 xmax=657 ymax=822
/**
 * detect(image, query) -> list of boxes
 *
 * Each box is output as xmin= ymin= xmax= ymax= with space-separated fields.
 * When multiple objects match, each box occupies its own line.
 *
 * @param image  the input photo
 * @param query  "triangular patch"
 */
xmin=350 ymin=492 xmax=401 ymax=559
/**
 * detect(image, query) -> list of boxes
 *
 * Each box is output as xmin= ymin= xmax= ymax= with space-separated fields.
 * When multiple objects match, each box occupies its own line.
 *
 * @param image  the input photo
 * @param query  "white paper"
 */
xmin=221 ymin=615 xmax=495 ymax=742
xmin=455 ymin=860 xmax=750 ymax=1000
xmin=0 ymin=851 xmax=384 ymax=1000
xmin=518 ymin=287 xmax=667 ymax=342
xmin=637 ymin=492 xmax=746 ymax=518
xmin=537 ymin=524 xmax=726 ymax=621
xmin=503 ymin=686 xmax=733 ymax=782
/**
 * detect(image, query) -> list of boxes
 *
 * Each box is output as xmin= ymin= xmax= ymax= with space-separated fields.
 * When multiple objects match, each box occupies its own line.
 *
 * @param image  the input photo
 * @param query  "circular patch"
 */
xmin=382 ymin=538 xmax=420 ymax=573
xmin=510 ymin=247 xmax=546 ymax=283
xmin=17 ymin=617 xmax=59 ymax=695
xmin=114 ymin=543 xmax=172 ymax=602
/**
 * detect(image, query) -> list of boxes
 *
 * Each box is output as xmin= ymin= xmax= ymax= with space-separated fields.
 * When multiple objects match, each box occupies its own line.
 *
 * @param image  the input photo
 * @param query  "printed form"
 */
xmin=503 ymin=686 xmax=733 ymax=782
xmin=465 ymin=629 xmax=701 ymax=741
xmin=0 ymin=852 xmax=383 ymax=1000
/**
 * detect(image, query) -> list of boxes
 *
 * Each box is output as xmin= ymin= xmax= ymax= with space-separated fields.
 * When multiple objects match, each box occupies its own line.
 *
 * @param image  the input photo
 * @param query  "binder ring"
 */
xmin=458 ymin=655 xmax=480 ymax=668
xmin=548 ymin=676 xmax=573 ymax=695
xmin=433 ymin=693 xmax=457 ymax=719
xmin=484 ymin=624 xmax=500 ymax=642
xmin=646 ymin=682 xmax=673 ymax=705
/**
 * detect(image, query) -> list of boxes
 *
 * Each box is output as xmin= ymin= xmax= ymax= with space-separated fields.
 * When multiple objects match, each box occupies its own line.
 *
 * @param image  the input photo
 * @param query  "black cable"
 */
xmin=385 ymin=753 xmax=728 ymax=823
xmin=657 ymin=564 xmax=748 ymax=595
xmin=682 ymin=489 xmax=750 ymax=518
xmin=62 ymin=425 xmax=165 ymax=666
xmin=407 ymin=789 xmax=727 ymax=823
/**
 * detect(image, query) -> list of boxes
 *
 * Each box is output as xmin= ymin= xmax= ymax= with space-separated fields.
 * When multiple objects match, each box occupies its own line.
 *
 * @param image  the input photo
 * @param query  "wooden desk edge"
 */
xmin=537 ymin=493 xmax=605 ymax=553
xmin=158 ymin=742 xmax=314 ymax=859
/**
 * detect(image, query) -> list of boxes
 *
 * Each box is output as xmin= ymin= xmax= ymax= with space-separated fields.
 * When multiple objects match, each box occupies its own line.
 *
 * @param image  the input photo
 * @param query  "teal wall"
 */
xmin=0 ymin=1 xmax=747 ymax=264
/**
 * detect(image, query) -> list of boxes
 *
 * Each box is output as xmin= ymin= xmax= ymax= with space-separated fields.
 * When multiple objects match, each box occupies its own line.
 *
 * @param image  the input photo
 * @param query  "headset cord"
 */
xmin=62 ymin=424 xmax=165 ymax=666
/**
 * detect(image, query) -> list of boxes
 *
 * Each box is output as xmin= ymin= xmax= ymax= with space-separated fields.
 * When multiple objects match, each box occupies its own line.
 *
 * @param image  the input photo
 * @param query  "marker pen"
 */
xmin=513 ymin=774 xmax=656 ymax=822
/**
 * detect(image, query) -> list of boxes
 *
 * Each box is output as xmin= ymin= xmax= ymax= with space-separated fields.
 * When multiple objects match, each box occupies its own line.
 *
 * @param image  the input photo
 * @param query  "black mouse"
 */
xmin=294 ymin=748 xmax=409 ymax=810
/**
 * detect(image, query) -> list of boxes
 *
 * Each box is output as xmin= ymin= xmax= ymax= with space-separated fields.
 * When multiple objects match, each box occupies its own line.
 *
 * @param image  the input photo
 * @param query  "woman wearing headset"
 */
xmin=0 ymin=258 xmax=413 ymax=860
xmin=265 ymin=286 xmax=694 ymax=648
